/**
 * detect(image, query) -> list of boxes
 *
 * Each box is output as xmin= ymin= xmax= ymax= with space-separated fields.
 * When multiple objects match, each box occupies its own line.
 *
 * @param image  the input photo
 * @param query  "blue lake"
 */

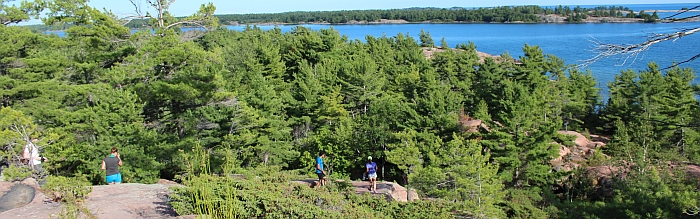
xmin=227 ymin=21 xmax=700 ymax=94
xmin=45 ymin=3 xmax=700 ymax=97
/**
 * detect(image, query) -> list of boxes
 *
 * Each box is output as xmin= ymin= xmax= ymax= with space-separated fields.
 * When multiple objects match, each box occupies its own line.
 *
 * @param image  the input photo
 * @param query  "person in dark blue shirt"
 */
xmin=316 ymin=151 xmax=327 ymax=187
xmin=365 ymin=156 xmax=378 ymax=192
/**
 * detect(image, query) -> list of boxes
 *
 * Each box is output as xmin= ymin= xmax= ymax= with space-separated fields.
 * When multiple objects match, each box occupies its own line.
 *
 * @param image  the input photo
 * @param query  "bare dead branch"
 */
xmin=164 ymin=20 xmax=206 ymax=30
xmin=661 ymin=5 xmax=700 ymax=20
xmin=686 ymin=206 xmax=700 ymax=216
xmin=579 ymin=27 xmax=700 ymax=68
xmin=118 ymin=15 xmax=154 ymax=26
xmin=129 ymin=0 xmax=144 ymax=17
xmin=1 ymin=19 xmax=19 ymax=26
xmin=580 ymin=5 xmax=700 ymax=68
xmin=658 ymin=53 xmax=700 ymax=71
xmin=664 ymin=13 xmax=700 ymax=23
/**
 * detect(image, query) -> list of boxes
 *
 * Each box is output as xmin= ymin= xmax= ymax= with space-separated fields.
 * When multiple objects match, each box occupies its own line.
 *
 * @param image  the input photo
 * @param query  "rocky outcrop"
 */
xmin=351 ymin=180 xmax=420 ymax=202
xmin=0 ymin=183 xmax=35 ymax=212
xmin=292 ymin=179 xmax=419 ymax=202
xmin=0 ymin=177 xmax=420 ymax=219
xmin=422 ymin=46 xmax=500 ymax=64
xmin=0 ymin=181 xmax=186 ymax=219
xmin=551 ymin=131 xmax=608 ymax=172
xmin=0 ymin=177 xmax=42 ymax=213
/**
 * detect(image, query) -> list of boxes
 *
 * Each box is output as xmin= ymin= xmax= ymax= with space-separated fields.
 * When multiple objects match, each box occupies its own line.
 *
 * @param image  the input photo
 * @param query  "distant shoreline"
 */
xmin=639 ymin=9 xmax=700 ymax=13
xmin=225 ymin=16 xmax=700 ymax=26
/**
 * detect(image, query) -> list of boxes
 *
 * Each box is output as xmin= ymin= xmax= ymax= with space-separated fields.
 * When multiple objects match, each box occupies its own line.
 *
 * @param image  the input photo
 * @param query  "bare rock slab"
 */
xmin=0 ymin=182 xmax=183 ymax=219
xmin=0 ymin=183 xmax=35 ymax=212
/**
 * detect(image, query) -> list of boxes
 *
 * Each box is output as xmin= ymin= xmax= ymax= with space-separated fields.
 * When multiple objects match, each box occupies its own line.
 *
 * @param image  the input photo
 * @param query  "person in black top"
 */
xmin=101 ymin=147 xmax=123 ymax=185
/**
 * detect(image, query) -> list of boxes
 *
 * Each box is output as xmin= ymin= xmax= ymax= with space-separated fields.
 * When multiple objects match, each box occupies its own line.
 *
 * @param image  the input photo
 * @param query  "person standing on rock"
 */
xmin=365 ymin=156 xmax=378 ymax=192
xmin=101 ymin=147 xmax=122 ymax=185
xmin=316 ymin=151 xmax=327 ymax=187
xmin=23 ymin=138 xmax=47 ymax=172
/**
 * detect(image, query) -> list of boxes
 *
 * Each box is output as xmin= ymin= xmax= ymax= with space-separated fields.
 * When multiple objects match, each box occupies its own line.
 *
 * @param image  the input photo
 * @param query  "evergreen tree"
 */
xmin=419 ymin=29 xmax=434 ymax=47
xmin=412 ymin=133 xmax=505 ymax=218
xmin=440 ymin=37 xmax=449 ymax=48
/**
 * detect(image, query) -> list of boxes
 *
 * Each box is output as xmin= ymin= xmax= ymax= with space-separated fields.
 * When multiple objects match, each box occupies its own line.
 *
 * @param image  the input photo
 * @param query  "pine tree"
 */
xmin=440 ymin=37 xmax=449 ymax=49
xmin=386 ymin=129 xmax=423 ymax=199
xmin=421 ymin=133 xmax=506 ymax=218
xmin=337 ymin=53 xmax=385 ymax=115
xmin=419 ymin=29 xmax=434 ymax=48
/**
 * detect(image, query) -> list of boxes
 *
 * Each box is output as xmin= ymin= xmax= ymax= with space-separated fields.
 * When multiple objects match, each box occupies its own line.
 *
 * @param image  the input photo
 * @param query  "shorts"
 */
xmin=106 ymin=173 xmax=122 ymax=183
xmin=368 ymin=173 xmax=377 ymax=179
xmin=31 ymin=163 xmax=44 ymax=172
xmin=317 ymin=172 xmax=326 ymax=180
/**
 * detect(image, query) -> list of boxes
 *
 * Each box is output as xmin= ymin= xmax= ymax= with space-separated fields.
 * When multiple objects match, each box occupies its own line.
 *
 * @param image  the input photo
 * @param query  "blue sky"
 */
xmin=91 ymin=0 xmax=699 ymax=17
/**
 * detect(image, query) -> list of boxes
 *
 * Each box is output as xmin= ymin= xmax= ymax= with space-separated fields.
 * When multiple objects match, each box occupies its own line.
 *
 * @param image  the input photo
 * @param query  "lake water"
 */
xmin=222 ymin=3 xmax=700 ymax=95
xmin=227 ymin=21 xmax=700 ymax=93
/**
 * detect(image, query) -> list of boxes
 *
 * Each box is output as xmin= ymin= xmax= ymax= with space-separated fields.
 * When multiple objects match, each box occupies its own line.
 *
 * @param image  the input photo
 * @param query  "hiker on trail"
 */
xmin=23 ymin=138 xmax=47 ymax=171
xmin=316 ymin=151 xmax=327 ymax=187
xmin=101 ymin=147 xmax=123 ymax=185
xmin=365 ymin=156 xmax=378 ymax=192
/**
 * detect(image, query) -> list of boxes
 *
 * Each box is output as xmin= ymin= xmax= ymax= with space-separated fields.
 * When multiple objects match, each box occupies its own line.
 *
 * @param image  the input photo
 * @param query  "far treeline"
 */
xmin=27 ymin=5 xmax=661 ymax=31
xmin=203 ymin=5 xmax=657 ymax=25
xmin=1 ymin=1 xmax=699 ymax=219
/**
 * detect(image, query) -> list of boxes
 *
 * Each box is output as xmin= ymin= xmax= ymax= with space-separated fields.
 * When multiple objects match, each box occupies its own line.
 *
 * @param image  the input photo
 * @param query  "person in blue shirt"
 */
xmin=365 ymin=156 xmax=378 ymax=192
xmin=316 ymin=151 xmax=327 ymax=187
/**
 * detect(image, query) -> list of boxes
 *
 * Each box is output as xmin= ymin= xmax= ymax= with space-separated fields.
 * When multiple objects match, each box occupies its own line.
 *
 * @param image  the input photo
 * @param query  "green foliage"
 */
xmin=0 ymin=107 xmax=56 ymax=180
xmin=0 ymin=106 xmax=37 ymax=146
xmin=0 ymin=0 xmax=44 ymax=26
xmin=558 ymin=166 xmax=700 ymax=219
xmin=587 ymin=148 xmax=607 ymax=166
xmin=172 ymin=173 xmax=460 ymax=219
xmin=43 ymin=175 xmax=95 ymax=219
xmin=411 ymin=134 xmax=506 ymax=218
xmin=171 ymin=147 xmax=460 ymax=219
xmin=57 ymin=201 xmax=96 ymax=219
xmin=2 ymin=164 xmax=31 ymax=181
xmin=603 ymin=63 xmax=699 ymax=163
xmin=504 ymin=187 xmax=551 ymax=218
xmin=419 ymin=29 xmax=434 ymax=47
xmin=4 ymin=2 xmax=700 ymax=218
xmin=43 ymin=175 xmax=92 ymax=202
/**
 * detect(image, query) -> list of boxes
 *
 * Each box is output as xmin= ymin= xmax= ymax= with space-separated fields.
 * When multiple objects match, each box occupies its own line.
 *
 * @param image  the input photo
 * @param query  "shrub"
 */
xmin=43 ymin=176 xmax=92 ymax=202
xmin=2 ymin=165 xmax=32 ymax=181
xmin=170 ymin=172 xmax=458 ymax=219
xmin=169 ymin=146 xmax=460 ymax=218
xmin=42 ymin=176 xmax=95 ymax=219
